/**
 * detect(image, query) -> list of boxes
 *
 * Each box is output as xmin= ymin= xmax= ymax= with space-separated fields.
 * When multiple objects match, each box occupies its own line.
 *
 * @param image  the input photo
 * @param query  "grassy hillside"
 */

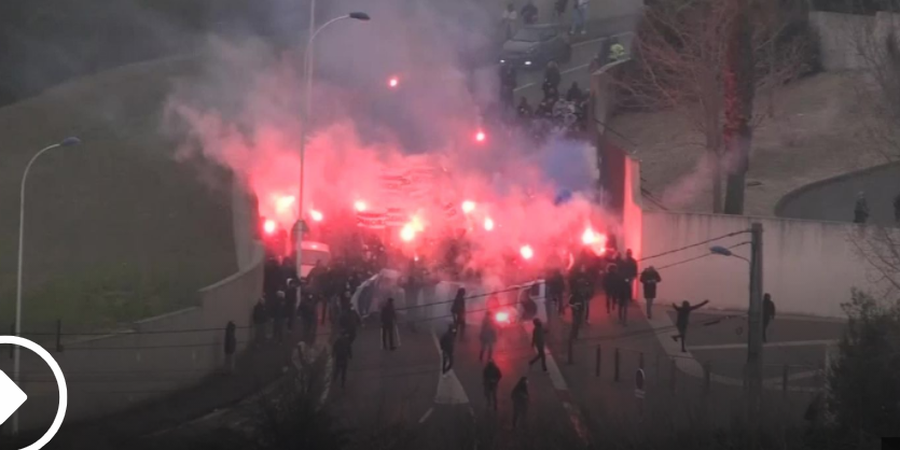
xmin=0 ymin=56 xmax=236 ymax=333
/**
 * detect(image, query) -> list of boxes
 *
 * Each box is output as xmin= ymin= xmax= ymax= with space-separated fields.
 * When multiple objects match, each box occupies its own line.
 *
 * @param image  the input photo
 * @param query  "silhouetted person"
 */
xmin=483 ymin=359 xmax=503 ymax=411
xmin=528 ymin=318 xmax=548 ymax=372
xmin=671 ymin=299 xmax=710 ymax=352
xmin=543 ymin=62 xmax=561 ymax=98
xmin=894 ymin=193 xmax=900 ymax=223
xmin=273 ymin=291 xmax=286 ymax=343
xmin=763 ymin=293 xmax=776 ymax=343
xmin=639 ymin=266 xmax=662 ymax=319
xmin=252 ymin=297 xmax=268 ymax=345
xmin=340 ymin=303 xmax=362 ymax=357
xmin=332 ymin=333 xmax=352 ymax=389
xmin=479 ymin=313 xmax=498 ymax=361
xmin=548 ymin=267 xmax=566 ymax=315
xmin=521 ymin=1 xmax=538 ymax=25
xmin=620 ymin=248 xmax=638 ymax=289
xmin=517 ymin=97 xmax=533 ymax=121
xmin=511 ymin=377 xmax=529 ymax=428
xmin=451 ymin=288 xmax=467 ymax=339
xmin=285 ymin=279 xmax=298 ymax=332
xmin=224 ymin=321 xmax=237 ymax=373
xmin=854 ymin=191 xmax=869 ymax=224
xmin=381 ymin=297 xmax=397 ymax=350
xmin=440 ymin=325 xmax=457 ymax=375
xmin=566 ymin=82 xmax=584 ymax=102
xmin=603 ymin=264 xmax=623 ymax=314
xmin=618 ymin=269 xmax=633 ymax=326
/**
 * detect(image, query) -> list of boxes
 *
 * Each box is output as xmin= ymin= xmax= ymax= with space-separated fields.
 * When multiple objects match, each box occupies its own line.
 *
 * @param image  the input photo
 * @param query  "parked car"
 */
xmin=499 ymin=24 xmax=572 ymax=69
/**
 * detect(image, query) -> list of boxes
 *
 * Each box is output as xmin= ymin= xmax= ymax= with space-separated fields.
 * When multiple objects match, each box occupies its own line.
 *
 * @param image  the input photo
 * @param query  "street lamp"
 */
xmin=709 ymin=245 xmax=750 ymax=263
xmin=297 ymin=10 xmax=369 ymax=305
xmin=13 ymin=136 xmax=81 ymax=434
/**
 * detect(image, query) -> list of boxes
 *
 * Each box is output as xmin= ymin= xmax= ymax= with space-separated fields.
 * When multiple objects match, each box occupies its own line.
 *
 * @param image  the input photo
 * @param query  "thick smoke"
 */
xmin=166 ymin=0 xmax=613 ymax=273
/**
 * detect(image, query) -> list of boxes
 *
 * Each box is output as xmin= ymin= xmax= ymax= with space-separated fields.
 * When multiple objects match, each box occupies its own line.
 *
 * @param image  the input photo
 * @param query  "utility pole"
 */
xmin=747 ymin=222 xmax=764 ymax=446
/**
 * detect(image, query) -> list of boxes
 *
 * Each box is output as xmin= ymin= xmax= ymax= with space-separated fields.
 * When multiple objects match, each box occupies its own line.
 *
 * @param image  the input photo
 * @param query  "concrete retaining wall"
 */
xmin=640 ymin=211 xmax=889 ymax=318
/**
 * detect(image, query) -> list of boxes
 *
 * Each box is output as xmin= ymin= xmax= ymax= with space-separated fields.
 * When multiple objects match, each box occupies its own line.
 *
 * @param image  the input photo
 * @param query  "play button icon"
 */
xmin=0 ymin=335 xmax=68 ymax=450
xmin=0 ymin=369 xmax=27 ymax=425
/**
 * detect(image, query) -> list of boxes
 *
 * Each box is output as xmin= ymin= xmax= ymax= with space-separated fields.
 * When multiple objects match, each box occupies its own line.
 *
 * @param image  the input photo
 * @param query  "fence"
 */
xmin=2 ymin=242 xmax=264 ymax=432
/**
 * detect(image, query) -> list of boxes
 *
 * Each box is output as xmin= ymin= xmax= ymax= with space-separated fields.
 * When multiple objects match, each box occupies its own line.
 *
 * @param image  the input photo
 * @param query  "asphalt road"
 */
xmin=777 ymin=163 xmax=900 ymax=225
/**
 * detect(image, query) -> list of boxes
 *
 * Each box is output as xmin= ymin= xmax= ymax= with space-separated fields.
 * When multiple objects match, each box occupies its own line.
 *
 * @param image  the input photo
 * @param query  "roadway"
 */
xmin=777 ymin=162 xmax=900 ymax=225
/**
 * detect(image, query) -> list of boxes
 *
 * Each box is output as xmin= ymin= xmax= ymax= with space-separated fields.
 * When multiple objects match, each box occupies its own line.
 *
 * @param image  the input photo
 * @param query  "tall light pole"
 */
xmin=710 ymin=222 xmax=764 ymax=443
xmin=13 ymin=136 xmax=82 ymax=434
xmin=296 ymin=10 xmax=369 ymax=308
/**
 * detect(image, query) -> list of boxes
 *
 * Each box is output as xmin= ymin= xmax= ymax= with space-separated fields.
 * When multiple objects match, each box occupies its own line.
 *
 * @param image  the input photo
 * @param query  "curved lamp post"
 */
xmin=13 ymin=136 xmax=81 ymax=434
xmin=296 ymin=11 xmax=369 ymax=301
xmin=709 ymin=245 xmax=750 ymax=263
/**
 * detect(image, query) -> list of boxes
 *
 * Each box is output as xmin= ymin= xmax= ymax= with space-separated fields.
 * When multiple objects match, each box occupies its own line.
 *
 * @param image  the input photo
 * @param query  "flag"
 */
xmin=356 ymin=211 xmax=386 ymax=229
xmin=385 ymin=207 xmax=406 ymax=227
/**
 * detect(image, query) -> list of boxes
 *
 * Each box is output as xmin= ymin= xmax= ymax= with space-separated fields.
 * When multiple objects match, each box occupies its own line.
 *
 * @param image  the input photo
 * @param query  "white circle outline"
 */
xmin=0 ymin=336 xmax=68 ymax=450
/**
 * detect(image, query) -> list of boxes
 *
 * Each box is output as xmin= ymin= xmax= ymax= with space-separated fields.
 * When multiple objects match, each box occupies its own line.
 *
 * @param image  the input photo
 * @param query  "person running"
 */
xmin=224 ymin=321 xmax=237 ymax=374
xmin=381 ymin=297 xmax=397 ymax=351
xmin=528 ymin=318 xmax=548 ymax=372
xmin=479 ymin=312 xmax=498 ymax=361
xmin=451 ymin=288 xmax=467 ymax=339
xmin=440 ymin=324 xmax=457 ymax=375
xmin=511 ymin=377 xmax=530 ymax=428
xmin=639 ymin=266 xmax=662 ymax=319
xmin=332 ymin=332 xmax=352 ymax=389
xmin=854 ymin=191 xmax=870 ymax=224
xmin=483 ymin=358 xmax=503 ymax=411
xmin=542 ymin=62 xmax=561 ymax=99
xmin=671 ymin=299 xmax=711 ymax=352
xmin=763 ymin=293 xmax=776 ymax=343
xmin=252 ymin=297 xmax=268 ymax=346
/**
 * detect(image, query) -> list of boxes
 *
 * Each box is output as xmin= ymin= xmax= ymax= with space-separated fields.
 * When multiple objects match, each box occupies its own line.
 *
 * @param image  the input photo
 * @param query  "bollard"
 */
xmin=639 ymin=352 xmax=644 ymax=369
xmin=782 ymin=365 xmax=789 ymax=397
xmin=568 ymin=338 xmax=574 ymax=365
xmin=595 ymin=345 xmax=602 ymax=377
xmin=670 ymin=358 xmax=677 ymax=391
xmin=56 ymin=319 xmax=63 ymax=352
xmin=703 ymin=361 xmax=711 ymax=393
xmin=614 ymin=348 xmax=621 ymax=382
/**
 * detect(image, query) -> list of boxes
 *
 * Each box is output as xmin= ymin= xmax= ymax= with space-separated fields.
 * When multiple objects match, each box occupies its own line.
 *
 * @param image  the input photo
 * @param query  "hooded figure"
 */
xmin=451 ymin=288 xmax=467 ymax=338
xmin=639 ymin=266 xmax=662 ymax=319
xmin=511 ymin=377 xmax=530 ymax=428
xmin=854 ymin=191 xmax=869 ymax=224
xmin=671 ymin=299 xmax=710 ymax=352
xmin=483 ymin=359 xmax=503 ymax=411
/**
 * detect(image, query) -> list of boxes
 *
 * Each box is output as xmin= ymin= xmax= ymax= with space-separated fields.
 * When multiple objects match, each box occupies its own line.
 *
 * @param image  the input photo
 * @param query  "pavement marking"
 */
xmin=689 ymin=339 xmax=838 ymax=351
xmin=571 ymin=36 xmax=607 ymax=49
xmin=431 ymin=331 xmax=470 ymax=405
xmin=418 ymin=406 xmax=434 ymax=424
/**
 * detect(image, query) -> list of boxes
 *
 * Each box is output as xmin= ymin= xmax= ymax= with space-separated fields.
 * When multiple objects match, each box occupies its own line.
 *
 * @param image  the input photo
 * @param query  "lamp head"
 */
xmin=709 ymin=245 xmax=733 ymax=257
xmin=349 ymin=12 xmax=370 ymax=20
xmin=60 ymin=136 xmax=81 ymax=147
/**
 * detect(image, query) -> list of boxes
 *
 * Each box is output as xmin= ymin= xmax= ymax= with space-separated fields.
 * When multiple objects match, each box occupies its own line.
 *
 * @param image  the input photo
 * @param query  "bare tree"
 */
xmin=623 ymin=0 xmax=813 ymax=213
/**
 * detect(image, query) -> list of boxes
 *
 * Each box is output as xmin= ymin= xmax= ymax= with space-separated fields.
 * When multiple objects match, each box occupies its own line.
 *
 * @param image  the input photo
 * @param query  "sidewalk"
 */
xmin=10 ymin=325 xmax=318 ymax=450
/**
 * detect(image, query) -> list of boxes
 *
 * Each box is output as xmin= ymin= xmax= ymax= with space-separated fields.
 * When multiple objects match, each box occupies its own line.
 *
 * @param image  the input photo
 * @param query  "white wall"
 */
xmin=641 ymin=211 xmax=889 ymax=318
